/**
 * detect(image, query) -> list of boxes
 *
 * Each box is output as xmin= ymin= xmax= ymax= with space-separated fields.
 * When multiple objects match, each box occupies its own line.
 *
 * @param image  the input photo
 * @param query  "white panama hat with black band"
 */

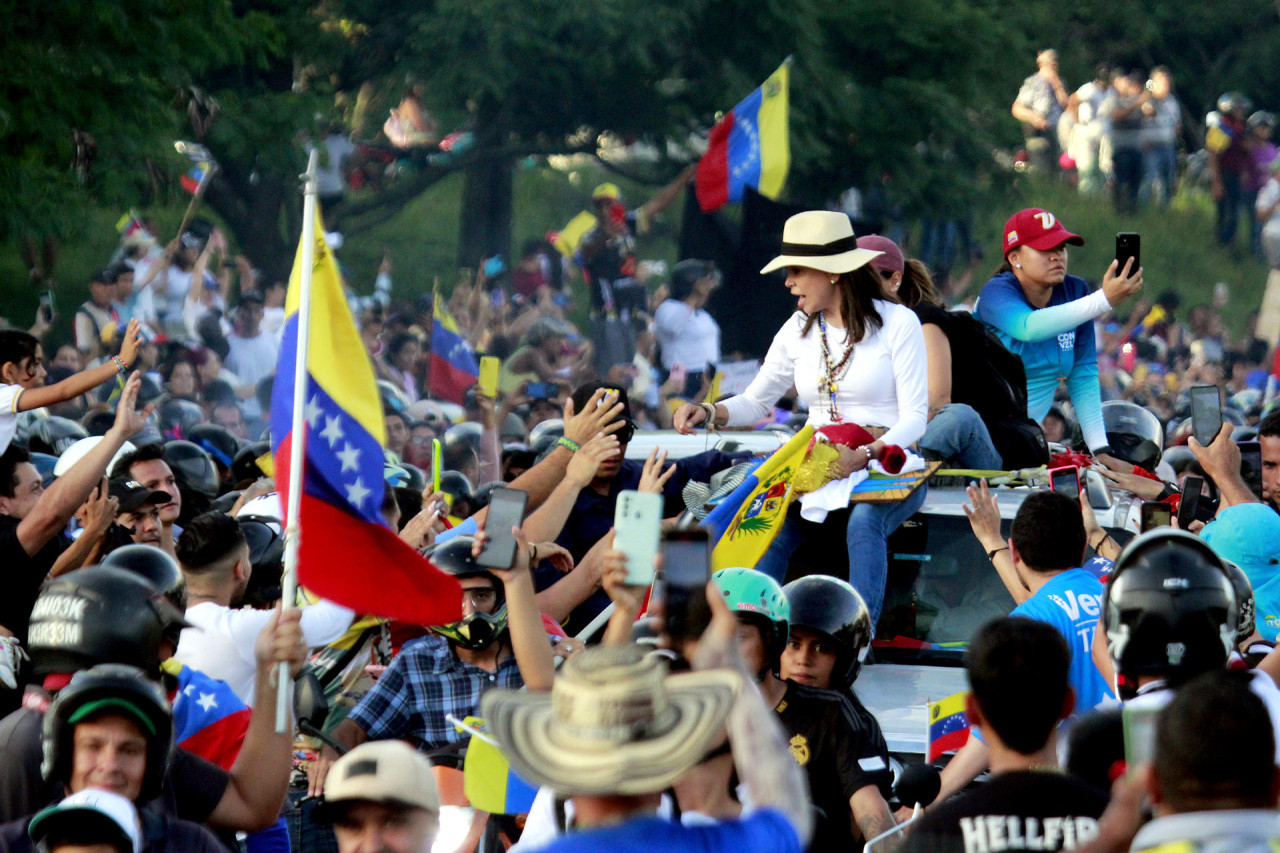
xmin=760 ymin=210 xmax=883 ymax=275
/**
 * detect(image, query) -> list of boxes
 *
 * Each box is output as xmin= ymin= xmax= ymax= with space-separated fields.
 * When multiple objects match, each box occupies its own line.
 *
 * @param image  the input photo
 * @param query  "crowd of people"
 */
xmin=1012 ymin=49 xmax=1280 ymax=265
xmin=0 ymin=158 xmax=1275 ymax=853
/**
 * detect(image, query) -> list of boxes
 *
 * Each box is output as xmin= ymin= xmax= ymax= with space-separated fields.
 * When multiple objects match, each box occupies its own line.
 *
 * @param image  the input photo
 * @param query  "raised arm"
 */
xmin=18 ymin=320 xmax=141 ymax=412
xmin=480 ymin=526 xmax=556 ymax=691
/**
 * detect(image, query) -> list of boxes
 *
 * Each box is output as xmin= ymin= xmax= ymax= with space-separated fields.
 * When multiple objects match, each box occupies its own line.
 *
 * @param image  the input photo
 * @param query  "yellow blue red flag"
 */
xmin=696 ymin=60 xmax=791 ymax=212
xmin=270 ymin=207 xmax=461 ymax=625
xmin=701 ymin=425 xmax=813 ymax=571
xmin=926 ymin=691 xmax=971 ymax=762
xmin=460 ymin=716 xmax=538 ymax=815
xmin=429 ymin=293 xmax=479 ymax=405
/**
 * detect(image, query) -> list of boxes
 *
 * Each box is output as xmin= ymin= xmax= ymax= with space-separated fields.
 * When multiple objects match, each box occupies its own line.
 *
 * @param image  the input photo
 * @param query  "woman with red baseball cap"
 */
xmin=975 ymin=208 xmax=1143 ymax=472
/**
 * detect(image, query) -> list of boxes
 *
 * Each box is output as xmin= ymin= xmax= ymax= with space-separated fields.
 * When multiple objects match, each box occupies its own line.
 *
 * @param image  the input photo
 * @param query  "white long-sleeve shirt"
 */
xmin=175 ymin=598 xmax=355 ymax=706
xmin=720 ymin=301 xmax=928 ymax=448
xmin=654 ymin=299 xmax=721 ymax=372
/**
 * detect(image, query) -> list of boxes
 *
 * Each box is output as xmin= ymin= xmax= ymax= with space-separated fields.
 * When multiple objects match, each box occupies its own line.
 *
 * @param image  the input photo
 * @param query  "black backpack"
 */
xmin=944 ymin=310 xmax=1049 ymax=469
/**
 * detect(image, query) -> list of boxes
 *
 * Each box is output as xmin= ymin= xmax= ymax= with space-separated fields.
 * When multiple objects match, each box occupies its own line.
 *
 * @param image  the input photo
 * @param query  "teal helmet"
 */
xmin=713 ymin=567 xmax=790 ymax=667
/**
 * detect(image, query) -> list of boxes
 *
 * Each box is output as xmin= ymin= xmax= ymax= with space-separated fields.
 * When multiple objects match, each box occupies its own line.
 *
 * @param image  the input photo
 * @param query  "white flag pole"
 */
xmin=276 ymin=148 xmax=320 ymax=732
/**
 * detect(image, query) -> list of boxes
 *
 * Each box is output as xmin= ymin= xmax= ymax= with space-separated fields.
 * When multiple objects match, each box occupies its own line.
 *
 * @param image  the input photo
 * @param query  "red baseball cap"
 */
xmin=1002 ymin=208 xmax=1084 ymax=253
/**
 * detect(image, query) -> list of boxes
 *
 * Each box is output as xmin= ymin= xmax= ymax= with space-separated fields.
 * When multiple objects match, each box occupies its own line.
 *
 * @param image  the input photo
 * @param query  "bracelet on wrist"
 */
xmin=556 ymin=436 xmax=581 ymax=453
xmin=701 ymin=402 xmax=717 ymax=430
xmin=111 ymin=355 xmax=128 ymax=374
xmin=987 ymin=546 xmax=1009 ymax=561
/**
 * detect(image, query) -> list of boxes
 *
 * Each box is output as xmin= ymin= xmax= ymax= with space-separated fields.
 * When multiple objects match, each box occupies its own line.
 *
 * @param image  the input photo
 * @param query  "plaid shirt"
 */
xmin=346 ymin=633 xmax=526 ymax=750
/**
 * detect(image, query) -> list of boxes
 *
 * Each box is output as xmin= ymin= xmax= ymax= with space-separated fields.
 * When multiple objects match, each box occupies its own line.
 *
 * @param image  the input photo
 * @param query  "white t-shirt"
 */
xmin=226 ymin=332 xmax=281 ymax=419
xmin=1258 ymin=180 xmax=1280 ymax=237
xmin=654 ymin=300 xmax=722 ymax=373
xmin=175 ymin=599 xmax=355 ymax=705
xmin=720 ymin=301 xmax=928 ymax=448
xmin=0 ymin=384 xmax=22 ymax=457
xmin=1126 ymin=670 xmax=1280 ymax=764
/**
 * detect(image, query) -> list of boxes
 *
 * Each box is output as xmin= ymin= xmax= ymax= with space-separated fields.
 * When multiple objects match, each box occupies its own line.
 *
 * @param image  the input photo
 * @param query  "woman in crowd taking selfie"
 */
xmin=674 ymin=210 xmax=928 ymax=625
xmin=974 ymin=207 xmax=1143 ymax=472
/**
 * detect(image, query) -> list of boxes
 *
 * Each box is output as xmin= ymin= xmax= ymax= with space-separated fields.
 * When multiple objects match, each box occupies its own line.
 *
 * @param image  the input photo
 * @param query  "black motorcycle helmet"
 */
xmin=238 ymin=515 xmax=285 ymax=607
xmin=1224 ymin=560 xmax=1257 ymax=647
xmin=187 ymin=424 xmax=243 ymax=474
xmin=782 ymin=575 xmax=874 ymax=689
xmin=232 ymin=440 xmax=271 ymax=486
xmin=424 ymin=536 xmax=507 ymax=651
xmin=399 ymin=463 xmax=427 ymax=494
xmin=1103 ymin=529 xmax=1237 ymax=699
xmin=27 ymin=417 xmax=89 ymax=457
xmin=29 ymin=452 xmax=58 ymax=488
xmin=163 ymin=440 xmax=220 ymax=499
xmin=438 ymin=470 xmax=473 ymax=505
xmin=470 ymin=481 xmax=506 ymax=512
xmin=28 ymin=566 xmax=191 ymax=679
xmin=41 ymin=664 xmax=173 ymax=802
xmin=1101 ymin=401 xmax=1163 ymax=472
xmin=443 ymin=422 xmax=482 ymax=454
xmin=101 ymin=545 xmax=185 ymax=605
xmin=157 ymin=399 xmax=205 ymax=442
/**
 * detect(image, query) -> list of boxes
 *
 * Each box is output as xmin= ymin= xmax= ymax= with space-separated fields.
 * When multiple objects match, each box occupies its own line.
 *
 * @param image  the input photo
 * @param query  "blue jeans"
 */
xmin=1139 ymin=144 xmax=1177 ymax=206
xmin=1218 ymin=171 xmax=1245 ymax=246
xmin=919 ymin=404 xmax=1003 ymax=470
xmin=756 ymin=484 xmax=927 ymax=626
xmin=1113 ymin=148 xmax=1143 ymax=213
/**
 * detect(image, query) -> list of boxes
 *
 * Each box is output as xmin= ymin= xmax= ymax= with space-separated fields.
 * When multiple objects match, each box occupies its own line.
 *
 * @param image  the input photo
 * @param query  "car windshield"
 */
xmin=873 ymin=513 xmax=1131 ymax=665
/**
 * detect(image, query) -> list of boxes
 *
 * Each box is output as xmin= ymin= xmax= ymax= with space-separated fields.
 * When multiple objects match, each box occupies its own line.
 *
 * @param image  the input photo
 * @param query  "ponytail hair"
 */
xmin=896 ymin=259 xmax=943 ymax=309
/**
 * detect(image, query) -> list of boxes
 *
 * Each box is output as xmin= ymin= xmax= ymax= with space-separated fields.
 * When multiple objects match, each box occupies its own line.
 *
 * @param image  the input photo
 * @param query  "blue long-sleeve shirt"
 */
xmin=975 ymin=272 xmax=1110 ymax=452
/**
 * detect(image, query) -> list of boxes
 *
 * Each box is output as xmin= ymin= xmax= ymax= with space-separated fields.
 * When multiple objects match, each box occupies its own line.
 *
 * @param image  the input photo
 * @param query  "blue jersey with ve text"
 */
xmin=1011 ymin=568 xmax=1115 ymax=712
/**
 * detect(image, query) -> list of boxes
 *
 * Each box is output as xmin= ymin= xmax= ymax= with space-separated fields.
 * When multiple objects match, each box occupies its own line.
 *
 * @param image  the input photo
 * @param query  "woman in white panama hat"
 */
xmin=673 ymin=210 xmax=929 ymax=626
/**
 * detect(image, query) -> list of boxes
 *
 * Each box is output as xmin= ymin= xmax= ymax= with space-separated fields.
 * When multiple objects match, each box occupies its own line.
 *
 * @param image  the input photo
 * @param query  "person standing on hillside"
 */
xmin=1012 ymin=50 xmax=1069 ymax=175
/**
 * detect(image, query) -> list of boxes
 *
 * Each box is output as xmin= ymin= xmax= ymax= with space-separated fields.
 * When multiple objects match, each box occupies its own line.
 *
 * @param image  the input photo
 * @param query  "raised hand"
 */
xmin=563 ymin=388 xmax=625 ymax=446
xmin=637 ymin=447 xmax=676 ymax=494
xmin=566 ymin=432 xmax=621 ymax=485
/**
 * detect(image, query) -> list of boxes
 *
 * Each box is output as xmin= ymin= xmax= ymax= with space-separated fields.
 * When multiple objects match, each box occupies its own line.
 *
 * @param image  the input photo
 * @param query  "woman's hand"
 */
xmin=1096 ymin=467 xmax=1165 ymax=500
xmin=962 ymin=479 xmax=1006 ymax=552
xmin=638 ymin=447 xmax=676 ymax=494
xmin=673 ymin=402 xmax=707 ymax=434
xmin=533 ymin=542 xmax=574 ymax=574
xmin=118 ymin=319 xmax=143 ymax=367
xmin=827 ymin=444 xmax=874 ymax=480
xmin=1101 ymin=257 xmax=1143 ymax=307
xmin=563 ymin=388 xmax=625 ymax=445
xmin=1093 ymin=452 xmax=1133 ymax=474
xmin=565 ymin=432 xmax=621 ymax=487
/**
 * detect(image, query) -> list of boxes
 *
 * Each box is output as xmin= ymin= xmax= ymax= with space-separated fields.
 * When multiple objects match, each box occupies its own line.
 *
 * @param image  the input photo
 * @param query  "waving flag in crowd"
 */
xmin=696 ymin=60 xmax=791 ymax=213
xmin=271 ymin=207 xmax=462 ymax=625
xmin=701 ymin=425 xmax=813 ymax=571
xmin=429 ymin=291 xmax=480 ymax=404
xmin=163 ymin=659 xmax=250 ymax=771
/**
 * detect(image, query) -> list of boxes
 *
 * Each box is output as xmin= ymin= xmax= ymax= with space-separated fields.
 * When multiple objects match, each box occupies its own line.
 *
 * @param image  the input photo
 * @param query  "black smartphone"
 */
xmin=1049 ymin=465 xmax=1081 ymax=507
xmin=38 ymin=290 xmax=55 ymax=323
xmin=1140 ymin=501 xmax=1172 ymax=532
xmin=1116 ymin=232 xmax=1140 ymax=274
xmin=1239 ymin=441 xmax=1264 ymax=501
xmin=1177 ymin=476 xmax=1204 ymax=529
xmin=660 ymin=530 xmax=712 ymax=642
xmin=526 ymin=382 xmax=557 ymax=400
xmin=475 ymin=487 xmax=528 ymax=569
xmin=1189 ymin=385 xmax=1223 ymax=447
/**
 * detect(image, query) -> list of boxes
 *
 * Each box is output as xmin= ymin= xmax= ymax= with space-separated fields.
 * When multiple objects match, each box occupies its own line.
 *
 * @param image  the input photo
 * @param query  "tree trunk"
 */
xmin=457 ymin=157 xmax=514 ymax=273
xmin=204 ymin=167 xmax=294 ymax=286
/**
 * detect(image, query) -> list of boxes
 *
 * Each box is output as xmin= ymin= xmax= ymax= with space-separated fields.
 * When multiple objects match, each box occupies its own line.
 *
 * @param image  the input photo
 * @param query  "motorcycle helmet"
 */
xmin=1224 ymin=560 xmax=1257 ymax=647
xmin=425 ymin=536 xmax=507 ymax=651
xmin=377 ymin=380 xmax=410 ymax=415
xmin=1101 ymin=401 xmax=1163 ymax=471
xmin=101 ymin=545 xmax=185 ymax=604
xmin=1217 ymin=91 xmax=1253 ymax=118
xmin=163 ymin=440 xmax=219 ymax=499
xmin=187 ymin=424 xmax=242 ymax=472
xmin=713 ymin=567 xmax=790 ymax=671
xmin=231 ymin=441 xmax=271 ymax=486
xmin=41 ymin=664 xmax=172 ymax=802
xmin=1247 ymin=110 xmax=1276 ymax=131
xmin=1103 ymin=529 xmax=1237 ymax=698
xmin=28 ymin=566 xmax=191 ymax=679
xmin=443 ymin=422 xmax=482 ymax=454
xmin=27 ymin=417 xmax=89 ymax=457
xmin=239 ymin=515 xmax=285 ymax=607
xmin=782 ymin=575 xmax=874 ymax=688
xmin=156 ymin=399 xmax=204 ymax=442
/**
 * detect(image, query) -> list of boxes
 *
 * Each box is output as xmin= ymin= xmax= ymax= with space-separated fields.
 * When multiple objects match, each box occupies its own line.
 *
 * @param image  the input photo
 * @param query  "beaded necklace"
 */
xmin=816 ymin=311 xmax=856 ymax=422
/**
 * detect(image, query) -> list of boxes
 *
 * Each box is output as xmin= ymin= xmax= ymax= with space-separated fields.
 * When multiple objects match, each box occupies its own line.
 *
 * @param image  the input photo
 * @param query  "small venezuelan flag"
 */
xmin=696 ymin=60 xmax=791 ymax=213
xmin=428 ymin=293 xmax=480 ymax=405
xmin=701 ymin=425 xmax=812 ymax=571
xmin=270 ymin=206 xmax=462 ymax=625
xmin=461 ymin=716 xmax=539 ymax=815
xmin=926 ymin=691 xmax=971 ymax=763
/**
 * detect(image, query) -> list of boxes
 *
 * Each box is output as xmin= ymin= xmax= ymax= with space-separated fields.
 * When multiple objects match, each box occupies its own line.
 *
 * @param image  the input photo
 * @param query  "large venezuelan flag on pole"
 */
xmin=428 ymin=293 xmax=480 ymax=405
xmin=695 ymin=60 xmax=791 ymax=213
xmin=701 ymin=425 xmax=813 ymax=571
xmin=271 ymin=206 xmax=462 ymax=625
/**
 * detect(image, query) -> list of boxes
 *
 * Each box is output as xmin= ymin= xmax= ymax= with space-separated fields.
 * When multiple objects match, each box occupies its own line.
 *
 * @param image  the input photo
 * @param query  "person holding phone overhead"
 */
xmin=975 ymin=209 xmax=1143 ymax=472
xmin=674 ymin=211 xmax=928 ymax=625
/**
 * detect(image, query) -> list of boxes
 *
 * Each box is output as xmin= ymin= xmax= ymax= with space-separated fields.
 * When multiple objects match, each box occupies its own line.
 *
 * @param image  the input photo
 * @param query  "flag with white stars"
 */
xmin=695 ymin=60 xmax=791 ymax=213
xmin=270 ymin=206 xmax=462 ymax=625
xmin=427 ymin=293 xmax=479 ymax=404
xmin=166 ymin=660 xmax=250 ymax=771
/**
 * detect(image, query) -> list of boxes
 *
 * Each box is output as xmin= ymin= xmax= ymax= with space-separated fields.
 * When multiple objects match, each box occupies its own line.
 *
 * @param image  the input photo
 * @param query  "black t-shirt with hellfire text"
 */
xmin=902 ymin=770 xmax=1107 ymax=853
xmin=775 ymin=680 xmax=893 ymax=853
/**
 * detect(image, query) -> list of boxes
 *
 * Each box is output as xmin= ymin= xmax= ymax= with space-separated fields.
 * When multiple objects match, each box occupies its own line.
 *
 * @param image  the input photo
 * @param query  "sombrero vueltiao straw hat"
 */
xmin=760 ymin=211 xmax=883 ymax=275
xmin=482 ymin=644 xmax=742 ymax=796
